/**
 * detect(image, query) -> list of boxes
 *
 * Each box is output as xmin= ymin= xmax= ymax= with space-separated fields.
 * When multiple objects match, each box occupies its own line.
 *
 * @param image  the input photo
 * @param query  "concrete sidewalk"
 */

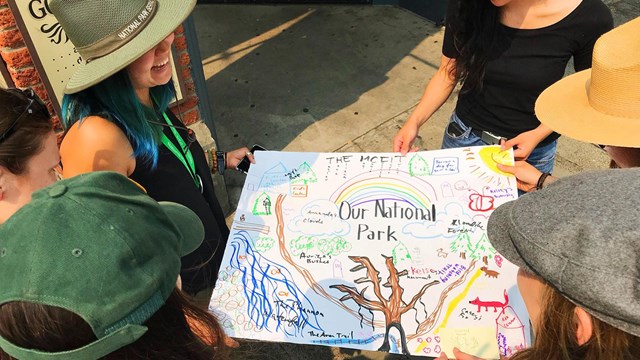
xmin=194 ymin=2 xmax=639 ymax=208
xmin=193 ymin=2 xmax=637 ymax=359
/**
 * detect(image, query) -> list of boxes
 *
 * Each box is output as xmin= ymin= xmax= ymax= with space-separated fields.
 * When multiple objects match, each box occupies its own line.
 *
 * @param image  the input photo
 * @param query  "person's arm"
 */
xmin=500 ymin=124 xmax=553 ymax=161
xmin=393 ymin=55 xmax=457 ymax=155
xmin=497 ymin=161 xmax=557 ymax=193
xmin=205 ymin=146 xmax=256 ymax=175
xmin=225 ymin=147 xmax=254 ymax=170
xmin=60 ymin=116 xmax=136 ymax=178
xmin=438 ymin=347 xmax=509 ymax=359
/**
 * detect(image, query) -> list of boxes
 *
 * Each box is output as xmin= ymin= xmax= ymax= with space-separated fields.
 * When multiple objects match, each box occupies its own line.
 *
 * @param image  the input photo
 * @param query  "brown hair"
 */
xmin=0 ymin=88 xmax=52 ymax=175
xmin=609 ymin=147 xmax=640 ymax=169
xmin=511 ymin=282 xmax=640 ymax=360
xmin=0 ymin=289 xmax=230 ymax=359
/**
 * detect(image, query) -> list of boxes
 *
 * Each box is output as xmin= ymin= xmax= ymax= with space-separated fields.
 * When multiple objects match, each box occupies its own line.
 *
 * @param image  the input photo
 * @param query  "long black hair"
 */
xmin=451 ymin=0 xmax=502 ymax=93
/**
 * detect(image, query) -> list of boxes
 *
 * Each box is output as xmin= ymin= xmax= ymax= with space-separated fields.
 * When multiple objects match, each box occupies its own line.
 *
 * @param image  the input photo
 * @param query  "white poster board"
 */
xmin=210 ymin=146 xmax=530 ymax=358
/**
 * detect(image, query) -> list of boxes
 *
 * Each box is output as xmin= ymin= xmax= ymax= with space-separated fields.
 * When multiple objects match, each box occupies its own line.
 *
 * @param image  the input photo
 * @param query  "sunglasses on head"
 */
xmin=0 ymin=88 xmax=48 ymax=142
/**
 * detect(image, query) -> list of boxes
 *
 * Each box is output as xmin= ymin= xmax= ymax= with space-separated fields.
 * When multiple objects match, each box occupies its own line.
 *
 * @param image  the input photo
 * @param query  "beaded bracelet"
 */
xmin=209 ymin=148 xmax=217 ymax=174
xmin=536 ymin=172 xmax=551 ymax=191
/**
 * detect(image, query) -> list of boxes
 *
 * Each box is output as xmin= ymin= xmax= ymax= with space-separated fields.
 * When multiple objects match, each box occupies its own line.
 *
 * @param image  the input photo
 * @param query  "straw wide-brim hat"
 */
xmin=535 ymin=16 xmax=640 ymax=148
xmin=49 ymin=0 xmax=196 ymax=94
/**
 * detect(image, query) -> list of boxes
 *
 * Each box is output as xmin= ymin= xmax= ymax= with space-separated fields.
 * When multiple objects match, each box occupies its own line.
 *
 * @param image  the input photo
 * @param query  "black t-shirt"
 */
xmin=130 ymin=111 xmax=229 ymax=295
xmin=442 ymin=0 xmax=612 ymax=145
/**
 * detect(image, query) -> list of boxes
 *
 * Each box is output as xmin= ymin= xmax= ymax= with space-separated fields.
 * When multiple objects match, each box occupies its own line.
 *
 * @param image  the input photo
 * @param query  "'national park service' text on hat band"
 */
xmin=49 ymin=0 xmax=196 ymax=94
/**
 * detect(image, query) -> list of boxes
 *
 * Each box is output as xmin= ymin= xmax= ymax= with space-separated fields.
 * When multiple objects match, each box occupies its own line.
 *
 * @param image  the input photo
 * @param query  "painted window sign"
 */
xmin=210 ymin=146 xmax=529 ymax=358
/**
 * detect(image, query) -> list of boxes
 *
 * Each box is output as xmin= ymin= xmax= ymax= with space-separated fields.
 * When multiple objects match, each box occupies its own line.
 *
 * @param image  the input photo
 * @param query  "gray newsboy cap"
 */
xmin=488 ymin=168 xmax=640 ymax=337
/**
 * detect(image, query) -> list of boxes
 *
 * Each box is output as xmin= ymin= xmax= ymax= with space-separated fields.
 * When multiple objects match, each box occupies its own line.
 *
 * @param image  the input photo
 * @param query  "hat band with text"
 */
xmin=76 ymin=0 xmax=157 ymax=63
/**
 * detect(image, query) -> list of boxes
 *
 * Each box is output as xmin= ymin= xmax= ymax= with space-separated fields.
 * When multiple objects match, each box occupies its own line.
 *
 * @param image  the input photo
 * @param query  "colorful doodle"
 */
xmin=210 ymin=147 xmax=529 ymax=356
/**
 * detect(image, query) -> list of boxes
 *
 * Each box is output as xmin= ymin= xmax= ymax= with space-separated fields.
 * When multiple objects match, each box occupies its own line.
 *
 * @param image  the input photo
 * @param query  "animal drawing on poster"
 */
xmin=469 ymin=290 xmax=509 ymax=313
xmin=480 ymin=266 xmax=499 ymax=279
xmin=330 ymin=255 xmax=439 ymax=355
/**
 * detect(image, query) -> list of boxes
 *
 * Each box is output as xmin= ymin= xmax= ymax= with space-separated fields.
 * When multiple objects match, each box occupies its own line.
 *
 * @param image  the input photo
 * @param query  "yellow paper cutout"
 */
xmin=478 ymin=146 xmax=514 ymax=176
xmin=440 ymin=327 xmax=500 ymax=359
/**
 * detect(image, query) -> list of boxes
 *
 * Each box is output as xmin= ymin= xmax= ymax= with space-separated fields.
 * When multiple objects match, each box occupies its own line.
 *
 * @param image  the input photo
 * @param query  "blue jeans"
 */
xmin=441 ymin=112 xmax=557 ymax=174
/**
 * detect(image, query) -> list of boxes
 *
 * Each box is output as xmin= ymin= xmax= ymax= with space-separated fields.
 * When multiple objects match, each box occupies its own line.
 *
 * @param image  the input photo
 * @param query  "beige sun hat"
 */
xmin=49 ymin=0 xmax=196 ymax=94
xmin=535 ymin=16 xmax=640 ymax=148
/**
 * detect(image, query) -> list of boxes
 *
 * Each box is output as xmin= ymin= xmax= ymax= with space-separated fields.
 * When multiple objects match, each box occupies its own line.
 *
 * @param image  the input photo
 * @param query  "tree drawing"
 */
xmin=291 ymin=162 xmax=317 ymax=185
xmin=330 ymin=255 xmax=439 ymax=355
xmin=392 ymin=242 xmax=412 ymax=265
xmin=450 ymin=232 xmax=472 ymax=259
xmin=253 ymin=192 xmax=272 ymax=215
xmin=409 ymin=155 xmax=429 ymax=176
xmin=470 ymin=233 xmax=496 ymax=265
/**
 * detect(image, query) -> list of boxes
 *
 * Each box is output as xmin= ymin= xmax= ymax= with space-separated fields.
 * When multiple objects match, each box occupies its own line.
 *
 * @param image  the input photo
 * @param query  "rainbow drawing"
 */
xmin=330 ymin=172 xmax=438 ymax=209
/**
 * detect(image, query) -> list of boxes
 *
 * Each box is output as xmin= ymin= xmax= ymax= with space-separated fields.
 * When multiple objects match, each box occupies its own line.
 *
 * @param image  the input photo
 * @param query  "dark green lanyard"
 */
xmin=159 ymin=112 xmax=202 ymax=191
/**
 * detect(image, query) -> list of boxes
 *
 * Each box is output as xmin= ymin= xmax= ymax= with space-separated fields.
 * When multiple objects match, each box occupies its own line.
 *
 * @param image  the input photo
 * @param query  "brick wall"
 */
xmin=0 ymin=3 xmax=203 ymax=135
xmin=170 ymin=24 xmax=202 ymax=126
xmin=0 ymin=0 xmax=58 ymax=131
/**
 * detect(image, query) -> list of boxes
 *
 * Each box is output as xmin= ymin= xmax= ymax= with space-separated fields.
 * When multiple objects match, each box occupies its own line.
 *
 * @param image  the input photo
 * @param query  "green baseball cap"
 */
xmin=0 ymin=171 xmax=204 ymax=359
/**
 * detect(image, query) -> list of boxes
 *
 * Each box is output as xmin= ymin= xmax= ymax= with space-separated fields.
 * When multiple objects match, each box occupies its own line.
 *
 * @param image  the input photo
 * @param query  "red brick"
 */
xmin=0 ymin=7 xmax=15 ymax=29
xmin=45 ymin=101 xmax=55 ymax=117
xmin=179 ymin=52 xmax=190 ymax=67
xmin=180 ymin=67 xmax=192 ymax=81
xmin=1 ymin=47 xmax=31 ymax=69
xmin=181 ymin=109 xmax=201 ymax=126
xmin=173 ymin=34 xmax=187 ymax=52
xmin=32 ymin=83 xmax=50 ymax=104
xmin=183 ymin=79 xmax=196 ymax=95
xmin=178 ymin=96 xmax=199 ymax=112
xmin=0 ymin=28 xmax=23 ymax=48
xmin=9 ymin=66 xmax=40 ymax=87
xmin=51 ymin=116 xmax=63 ymax=134
xmin=0 ymin=1 xmax=8 ymax=7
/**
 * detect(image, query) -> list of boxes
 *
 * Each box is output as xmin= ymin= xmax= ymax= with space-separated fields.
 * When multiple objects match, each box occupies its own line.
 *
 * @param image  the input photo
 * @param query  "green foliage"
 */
xmin=289 ymin=235 xmax=316 ymax=255
xmin=253 ymin=236 xmax=275 ymax=252
xmin=316 ymin=236 xmax=352 ymax=256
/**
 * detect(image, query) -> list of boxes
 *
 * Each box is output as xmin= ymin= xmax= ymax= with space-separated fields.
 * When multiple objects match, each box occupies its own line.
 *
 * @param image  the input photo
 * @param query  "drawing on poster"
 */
xmin=210 ymin=146 xmax=529 ymax=358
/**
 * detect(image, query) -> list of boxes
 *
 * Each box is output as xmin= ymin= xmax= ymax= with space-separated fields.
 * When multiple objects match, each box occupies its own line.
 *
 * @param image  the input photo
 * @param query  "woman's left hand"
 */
xmin=225 ymin=147 xmax=255 ymax=170
xmin=500 ymin=125 xmax=552 ymax=161
xmin=436 ymin=348 xmax=507 ymax=360
xmin=497 ymin=161 xmax=542 ymax=192
xmin=437 ymin=348 xmax=489 ymax=360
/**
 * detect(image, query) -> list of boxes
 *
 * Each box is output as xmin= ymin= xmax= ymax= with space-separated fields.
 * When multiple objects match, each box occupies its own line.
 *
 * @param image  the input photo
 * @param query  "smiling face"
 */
xmin=126 ymin=32 xmax=175 ymax=106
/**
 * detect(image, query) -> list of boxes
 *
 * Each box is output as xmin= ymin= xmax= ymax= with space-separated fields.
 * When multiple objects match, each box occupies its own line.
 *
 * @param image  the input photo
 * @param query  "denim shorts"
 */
xmin=441 ymin=112 xmax=557 ymax=174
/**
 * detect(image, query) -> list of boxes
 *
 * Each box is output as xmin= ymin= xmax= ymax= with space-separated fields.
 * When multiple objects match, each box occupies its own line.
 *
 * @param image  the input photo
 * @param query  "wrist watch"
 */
xmin=215 ymin=151 xmax=226 ymax=175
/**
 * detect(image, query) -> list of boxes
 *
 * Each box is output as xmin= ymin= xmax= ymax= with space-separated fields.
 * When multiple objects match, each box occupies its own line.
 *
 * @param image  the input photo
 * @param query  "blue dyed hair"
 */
xmin=61 ymin=68 xmax=175 ymax=166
